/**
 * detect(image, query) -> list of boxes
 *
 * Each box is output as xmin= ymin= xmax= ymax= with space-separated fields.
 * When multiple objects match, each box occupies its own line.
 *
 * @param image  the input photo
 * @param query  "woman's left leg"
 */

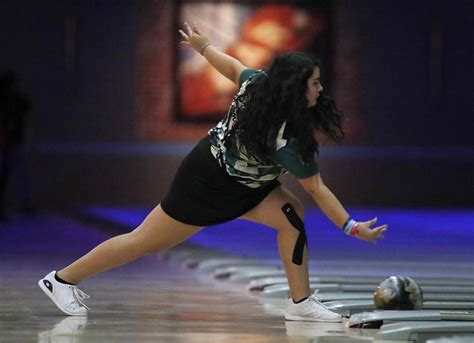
xmin=240 ymin=185 xmax=341 ymax=322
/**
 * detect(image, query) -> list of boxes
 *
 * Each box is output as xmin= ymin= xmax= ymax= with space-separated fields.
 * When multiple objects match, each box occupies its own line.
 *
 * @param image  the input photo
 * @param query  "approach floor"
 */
xmin=0 ymin=207 xmax=473 ymax=342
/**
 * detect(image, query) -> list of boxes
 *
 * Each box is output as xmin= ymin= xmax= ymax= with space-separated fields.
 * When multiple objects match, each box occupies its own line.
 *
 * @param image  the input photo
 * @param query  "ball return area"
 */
xmin=163 ymin=243 xmax=474 ymax=342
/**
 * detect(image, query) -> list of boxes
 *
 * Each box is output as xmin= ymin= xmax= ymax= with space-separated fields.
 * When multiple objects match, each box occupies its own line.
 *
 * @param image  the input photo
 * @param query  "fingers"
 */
xmin=178 ymin=22 xmax=193 ymax=42
xmin=179 ymin=22 xmax=202 ymax=45
xmin=375 ymin=227 xmax=386 ymax=239
xmin=178 ymin=29 xmax=189 ymax=41
xmin=372 ymin=225 xmax=387 ymax=240
xmin=193 ymin=22 xmax=201 ymax=35
xmin=360 ymin=223 xmax=387 ymax=243
xmin=368 ymin=217 xmax=378 ymax=227
xmin=184 ymin=21 xmax=193 ymax=36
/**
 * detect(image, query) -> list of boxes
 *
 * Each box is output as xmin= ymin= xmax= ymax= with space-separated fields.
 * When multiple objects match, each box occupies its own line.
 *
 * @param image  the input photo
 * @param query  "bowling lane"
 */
xmin=81 ymin=205 xmax=474 ymax=271
xmin=73 ymin=205 xmax=474 ymax=341
xmin=0 ymin=214 xmax=298 ymax=342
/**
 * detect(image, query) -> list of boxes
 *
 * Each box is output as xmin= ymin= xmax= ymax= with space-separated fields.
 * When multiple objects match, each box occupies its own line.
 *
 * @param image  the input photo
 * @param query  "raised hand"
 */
xmin=178 ymin=22 xmax=210 ymax=54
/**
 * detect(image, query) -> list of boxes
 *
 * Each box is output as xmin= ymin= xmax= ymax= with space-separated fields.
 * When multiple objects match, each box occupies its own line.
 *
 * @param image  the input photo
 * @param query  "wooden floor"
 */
xmin=4 ymin=258 xmax=295 ymax=342
xmin=1 ymin=210 xmax=473 ymax=342
xmin=0 ymin=213 xmax=375 ymax=342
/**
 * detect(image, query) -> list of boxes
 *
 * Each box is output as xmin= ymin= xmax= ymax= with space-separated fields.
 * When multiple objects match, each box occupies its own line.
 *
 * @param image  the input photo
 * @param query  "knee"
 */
xmin=294 ymin=200 xmax=305 ymax=219
xmin=276 ymin=200 xmax=305 ymax=233
xmin=283 ymin=199 xmax=305 ymax=221
xmin=128 ymin=229 xmax=159 ymax=255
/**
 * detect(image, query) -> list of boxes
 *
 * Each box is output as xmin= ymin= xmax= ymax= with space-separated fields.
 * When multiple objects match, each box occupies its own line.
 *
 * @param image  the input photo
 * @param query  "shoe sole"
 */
xmin=285 ymin=314 xmax=342 ymax=323
xmin=38 ymin=279 xmax=87 ymax=316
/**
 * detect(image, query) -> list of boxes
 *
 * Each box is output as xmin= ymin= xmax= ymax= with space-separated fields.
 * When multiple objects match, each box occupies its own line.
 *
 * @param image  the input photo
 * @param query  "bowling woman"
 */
xmin=38 ymin=23 xmax=387 ymax=322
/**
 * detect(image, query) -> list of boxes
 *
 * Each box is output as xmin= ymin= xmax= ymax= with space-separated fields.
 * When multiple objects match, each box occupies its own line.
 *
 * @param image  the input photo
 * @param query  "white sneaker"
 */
xmin=38 ymin=271 xmax=90 ymax=316
xmin=285 ymin=291 xmax=342 ymax=322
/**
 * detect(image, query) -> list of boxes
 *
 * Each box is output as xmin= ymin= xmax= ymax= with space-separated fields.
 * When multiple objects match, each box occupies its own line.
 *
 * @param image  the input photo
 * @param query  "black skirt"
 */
xmin=161 ymin=136 xmax=280 ymax=226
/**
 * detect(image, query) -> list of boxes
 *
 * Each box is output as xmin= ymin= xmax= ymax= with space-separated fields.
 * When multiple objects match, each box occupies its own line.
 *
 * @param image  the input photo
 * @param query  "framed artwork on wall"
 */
xmin=136 ymin=0 xmax=332 ymax=141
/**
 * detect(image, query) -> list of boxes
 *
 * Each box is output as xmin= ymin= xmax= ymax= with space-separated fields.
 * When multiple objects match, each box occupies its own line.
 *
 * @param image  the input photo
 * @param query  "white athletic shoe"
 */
xmin=38 ymin=271 xmax=90 ymax=316
xmin=285 ymin=291 xmax=342 ymax=322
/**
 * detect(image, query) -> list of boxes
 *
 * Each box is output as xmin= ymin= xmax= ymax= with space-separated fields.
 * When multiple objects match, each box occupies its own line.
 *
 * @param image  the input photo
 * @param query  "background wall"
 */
xmin=1 ymin=0 xmax=472 ymax=212
xmin=366 ymin=0 xmax=473 ymax=147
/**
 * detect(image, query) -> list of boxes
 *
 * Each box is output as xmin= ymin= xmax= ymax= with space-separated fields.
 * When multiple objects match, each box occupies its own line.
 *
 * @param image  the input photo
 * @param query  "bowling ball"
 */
xmin=374 ymin=275 xmax=423 ymax=310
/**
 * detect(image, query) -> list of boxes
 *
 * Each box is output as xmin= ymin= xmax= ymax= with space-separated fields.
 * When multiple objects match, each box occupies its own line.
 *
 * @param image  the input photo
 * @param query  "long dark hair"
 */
xmin=235 ymin=52 xmax=345 ymax=165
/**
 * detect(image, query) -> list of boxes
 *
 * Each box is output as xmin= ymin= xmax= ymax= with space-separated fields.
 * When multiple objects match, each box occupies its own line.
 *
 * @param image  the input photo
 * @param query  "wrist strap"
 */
xmin=343 ymin=218 xmax=359 ymax=236
xmin=200 ymin=42 xmax=212 ymax=55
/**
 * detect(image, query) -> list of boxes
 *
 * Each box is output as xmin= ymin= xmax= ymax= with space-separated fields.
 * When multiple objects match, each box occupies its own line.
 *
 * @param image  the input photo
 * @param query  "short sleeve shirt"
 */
xmin=208 ymin=69 xmax=318 ymax=188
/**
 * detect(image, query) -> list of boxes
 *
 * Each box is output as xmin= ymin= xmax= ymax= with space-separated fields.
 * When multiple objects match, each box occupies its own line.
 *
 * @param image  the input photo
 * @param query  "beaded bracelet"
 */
xmin=200 ymin=42 xmax=212 ymax=55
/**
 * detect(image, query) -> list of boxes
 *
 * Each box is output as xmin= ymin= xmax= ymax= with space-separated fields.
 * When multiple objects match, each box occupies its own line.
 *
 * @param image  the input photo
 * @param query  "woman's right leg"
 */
xmin=58 ymin=204 xmax=203 ymax=284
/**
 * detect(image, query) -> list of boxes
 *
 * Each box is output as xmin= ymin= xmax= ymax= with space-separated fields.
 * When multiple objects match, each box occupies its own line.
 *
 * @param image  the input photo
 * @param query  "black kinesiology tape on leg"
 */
xmin=281 ymin=203 xmax=307 ymax=265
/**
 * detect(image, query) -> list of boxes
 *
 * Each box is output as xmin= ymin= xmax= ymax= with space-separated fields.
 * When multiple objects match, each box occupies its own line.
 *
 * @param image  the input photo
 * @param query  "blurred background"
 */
xmin=0 ymin=0 xmax=472 ymax=218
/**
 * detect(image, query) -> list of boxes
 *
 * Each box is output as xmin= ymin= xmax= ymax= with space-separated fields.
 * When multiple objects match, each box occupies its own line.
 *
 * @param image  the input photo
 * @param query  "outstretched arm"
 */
xmin=298 ymin=173 xmax=387 ymax=243
xmin=179 ymin=22 xmax=247 ymax=85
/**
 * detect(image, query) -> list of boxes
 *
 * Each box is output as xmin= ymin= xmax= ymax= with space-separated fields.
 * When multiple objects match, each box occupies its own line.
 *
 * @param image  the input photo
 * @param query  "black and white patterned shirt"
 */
xmin=208 ymin=69 xmax=318 ymax=188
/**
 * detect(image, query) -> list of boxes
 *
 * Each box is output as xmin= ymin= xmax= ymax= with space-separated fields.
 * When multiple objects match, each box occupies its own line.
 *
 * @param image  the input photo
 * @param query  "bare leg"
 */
xmin=240 ymin=186 xmax=310 ymax=301
xmin=58 ymin=204 xmax=203 ymax=284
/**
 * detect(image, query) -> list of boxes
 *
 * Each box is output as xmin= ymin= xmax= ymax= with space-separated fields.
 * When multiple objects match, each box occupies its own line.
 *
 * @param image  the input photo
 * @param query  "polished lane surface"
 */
xmin=0 ymin=213 xmax=364 ymax=342
xmin=2 ymin=206 xmax=473 ymax=342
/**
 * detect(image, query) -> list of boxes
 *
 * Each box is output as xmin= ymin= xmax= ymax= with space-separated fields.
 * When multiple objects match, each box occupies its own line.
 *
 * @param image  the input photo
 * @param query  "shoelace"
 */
xmin=72 ymin=287 xmax=91 ymax=311
xmin=308 ymin=290 xmax=330 ymax=310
